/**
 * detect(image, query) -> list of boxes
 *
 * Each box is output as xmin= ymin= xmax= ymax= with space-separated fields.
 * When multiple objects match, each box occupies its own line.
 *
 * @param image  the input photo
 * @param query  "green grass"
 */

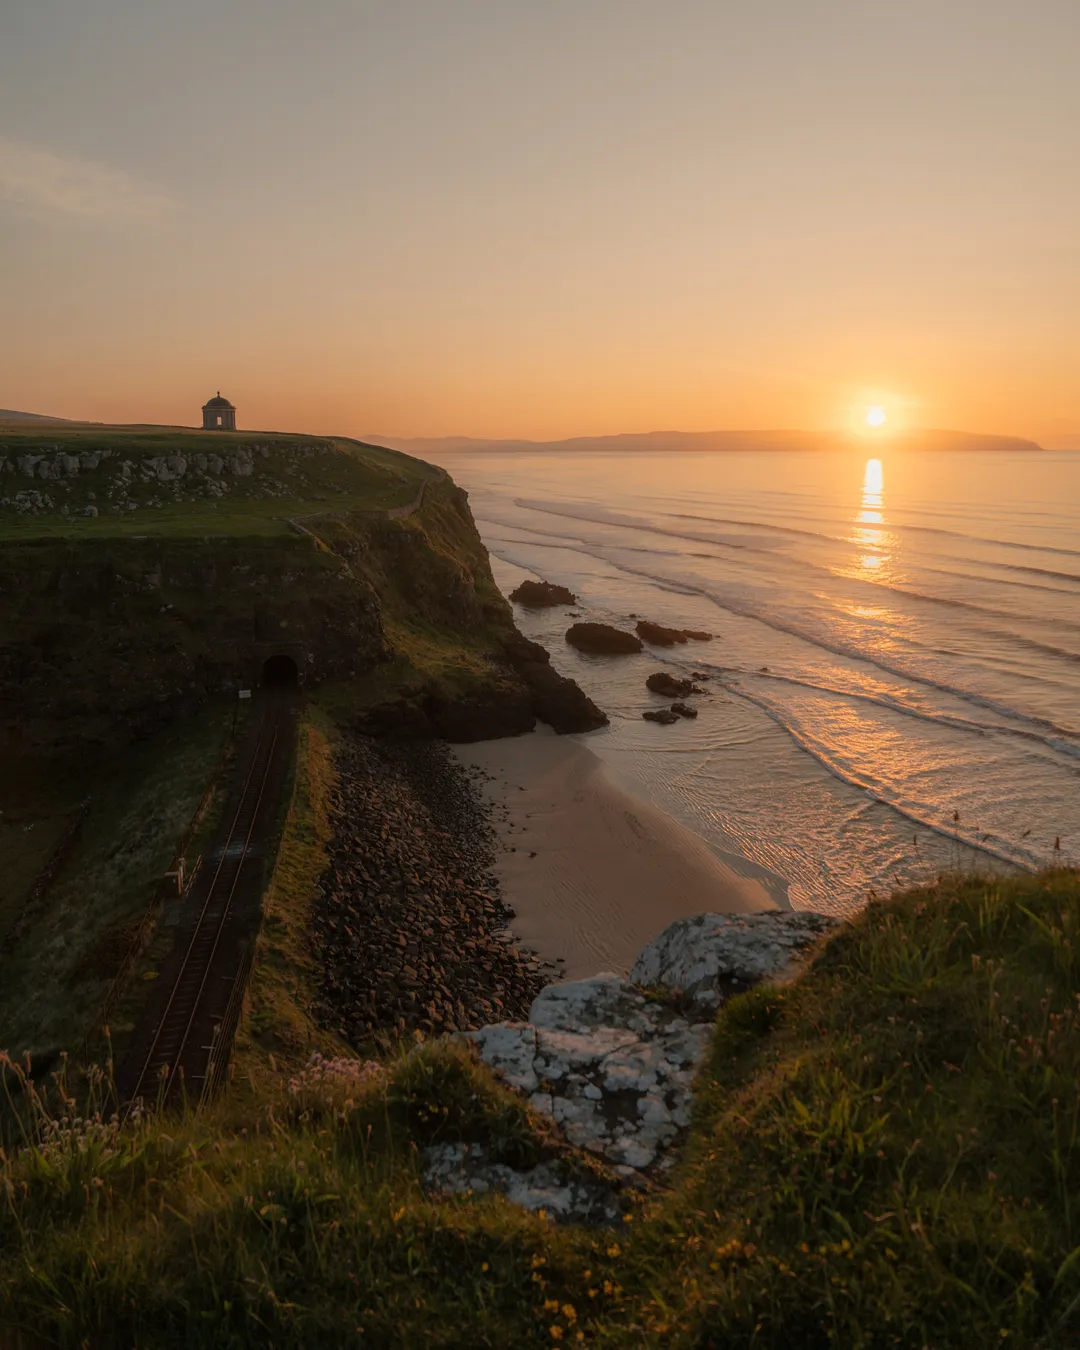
xmin=0 ymin=427 xmax=437 ymax=540
xmin=3 ymin=870 xmax=1080 ymax=1347
xmin=0 ymin=703 xmax=237 ymax=1070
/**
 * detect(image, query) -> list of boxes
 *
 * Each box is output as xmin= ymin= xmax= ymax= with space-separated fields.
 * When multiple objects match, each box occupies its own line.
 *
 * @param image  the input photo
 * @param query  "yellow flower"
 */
xmin=550 ymin=1328 xmax=564 ymax=1341
xmin=606 ymin=1244 xmax=621 ymax=1257
xmin=481 ymin=1263 xmax=489 ymax=1273
xmin=543 ymin=1300 xmax=560 ymax=1313
xmin=561 ymin=1305 xmax=577 ymax=1323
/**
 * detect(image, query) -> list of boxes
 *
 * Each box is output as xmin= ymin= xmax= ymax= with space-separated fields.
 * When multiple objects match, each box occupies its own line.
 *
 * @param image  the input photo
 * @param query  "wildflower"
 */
xmin=550 ymin=1328 xmax=563 ymax=1340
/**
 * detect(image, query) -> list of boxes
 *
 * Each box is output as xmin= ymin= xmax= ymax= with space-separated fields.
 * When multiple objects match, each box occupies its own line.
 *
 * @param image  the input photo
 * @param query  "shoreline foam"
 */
xmin=454 ymin=727 xmax=780 ymax=982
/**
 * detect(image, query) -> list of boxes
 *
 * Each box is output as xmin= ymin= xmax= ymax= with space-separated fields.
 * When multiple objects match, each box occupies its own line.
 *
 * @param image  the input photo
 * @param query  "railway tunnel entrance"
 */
xmin=261 ymin=653 xmax=299 ymax=688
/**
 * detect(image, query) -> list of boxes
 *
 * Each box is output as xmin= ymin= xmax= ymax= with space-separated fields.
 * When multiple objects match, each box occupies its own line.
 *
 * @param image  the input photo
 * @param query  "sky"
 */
xmin=1 ymin=1 xmax=1077 ymax=443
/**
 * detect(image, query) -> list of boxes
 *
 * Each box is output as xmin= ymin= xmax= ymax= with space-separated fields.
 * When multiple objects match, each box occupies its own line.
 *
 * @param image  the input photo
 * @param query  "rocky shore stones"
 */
xmin=670 ymin=701 xmax=697 ymax=719
xmin=509 ymin=579 xmax=577 ymax=607
xmin=635 ymin=620 xmax=713 ymax=645
xmin=565 ymin=622 xmax=644 ymax=655
xmin=630 ymin=910 xmax=840 ymax=1008
xmin=313 ymin=734 xmax=552 ymax=1046
xmin=642 ymin=708 xmax=679 ymax=725
xmin=645 ymin=672 xmax=704 ymax=698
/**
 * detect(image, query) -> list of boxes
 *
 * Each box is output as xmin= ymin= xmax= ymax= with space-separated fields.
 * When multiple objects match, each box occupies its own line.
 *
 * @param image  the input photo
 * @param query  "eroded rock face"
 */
xmin=428 ymin=911 xmax=839 ymax=1220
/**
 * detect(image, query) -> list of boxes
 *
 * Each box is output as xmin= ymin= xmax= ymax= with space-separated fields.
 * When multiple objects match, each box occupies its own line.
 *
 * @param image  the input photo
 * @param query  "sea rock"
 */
xmin=670 ymin=702 xmax=697 ymax=719
xmin=636 ymin=621 xmax=713 ymax=646
xmin=642 ymin=708 xmax=679 ymax=725
xmin=565 ymin=622 xmax=643 ymax=655
xmin=509 ymin=579 xmax=577 ymax=607
xmin=630 ymin=910 xmax=839 ymax=1008
xmin=645 ymin=672 xmax=702 ymax=698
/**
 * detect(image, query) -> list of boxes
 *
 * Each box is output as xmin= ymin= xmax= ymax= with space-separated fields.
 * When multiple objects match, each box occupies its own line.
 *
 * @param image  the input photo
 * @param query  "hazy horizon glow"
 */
xmin=1 ymin=2 xmax=1077 ymax=443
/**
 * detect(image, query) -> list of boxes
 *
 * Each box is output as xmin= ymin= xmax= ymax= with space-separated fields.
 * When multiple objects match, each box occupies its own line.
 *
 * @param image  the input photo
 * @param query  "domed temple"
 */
xmin=202 ymin=392 xmax=236 ymax=431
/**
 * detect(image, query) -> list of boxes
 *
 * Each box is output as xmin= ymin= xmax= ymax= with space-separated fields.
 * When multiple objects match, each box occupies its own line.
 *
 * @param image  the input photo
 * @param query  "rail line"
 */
xmin=117 ymin=696 xmax=291 ymax=1113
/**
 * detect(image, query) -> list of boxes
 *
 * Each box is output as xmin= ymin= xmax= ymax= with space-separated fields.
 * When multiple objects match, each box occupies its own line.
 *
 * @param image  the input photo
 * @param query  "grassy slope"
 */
xmin=0 ymin=703 xmax=237 ymax=1067
xmin=3 ymin=866 xmax=1079 ymax=1348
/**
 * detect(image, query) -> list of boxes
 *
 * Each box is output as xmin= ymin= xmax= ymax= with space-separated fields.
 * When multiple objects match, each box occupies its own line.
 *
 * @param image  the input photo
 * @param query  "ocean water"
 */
xmin=432 ymin=447 xmax=1080 ymax=916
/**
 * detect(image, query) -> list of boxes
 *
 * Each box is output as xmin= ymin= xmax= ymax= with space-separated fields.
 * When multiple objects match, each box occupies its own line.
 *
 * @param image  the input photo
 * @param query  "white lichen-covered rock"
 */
xmin=464 ymin=974 xmax=712 ymax=1173
xmin=423 ymin=1142 xmax=623 ymax=1224
xmin=433 ymin=909 xmax=840 ymax=1220
xmin=630 ymin=910 xmax=838 ymax=1008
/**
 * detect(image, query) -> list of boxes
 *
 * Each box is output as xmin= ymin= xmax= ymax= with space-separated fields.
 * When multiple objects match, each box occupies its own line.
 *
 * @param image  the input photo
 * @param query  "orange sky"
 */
xmin=1 ymin=2 xmax=1077 ymax=444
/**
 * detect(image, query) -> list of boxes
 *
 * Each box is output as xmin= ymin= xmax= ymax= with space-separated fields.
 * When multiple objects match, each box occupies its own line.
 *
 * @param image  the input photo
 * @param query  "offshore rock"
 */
xmin=642 ymin=708 xmax=679 ymax=725
xmin=645 ymin=672 xmax=703 ymax=698
xmin=509 ymin=579 xmax=578 ymax=608
xmin=565 ymin=622 xmax=643 ymax=655
xmin=636 ymin=620 xmax=713 ymax=645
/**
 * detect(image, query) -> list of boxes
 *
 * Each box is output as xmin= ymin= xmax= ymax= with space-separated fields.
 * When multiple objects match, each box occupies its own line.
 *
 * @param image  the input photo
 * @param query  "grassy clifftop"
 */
xmin=2 ymin=868 xmax=1079 ymax=1347
xmin=0 ymin=426 xmax=435 ymax=538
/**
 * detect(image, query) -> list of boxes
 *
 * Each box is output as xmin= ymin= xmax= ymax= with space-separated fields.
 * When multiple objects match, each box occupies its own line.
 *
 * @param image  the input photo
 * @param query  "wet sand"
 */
xmin=454 ymin=728 xmax=779 ymax=981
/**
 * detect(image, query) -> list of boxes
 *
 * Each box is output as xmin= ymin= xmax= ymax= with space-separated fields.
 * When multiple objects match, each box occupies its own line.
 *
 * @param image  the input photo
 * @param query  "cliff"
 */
xmin=0 ymin=427 xmax=604 ymax=753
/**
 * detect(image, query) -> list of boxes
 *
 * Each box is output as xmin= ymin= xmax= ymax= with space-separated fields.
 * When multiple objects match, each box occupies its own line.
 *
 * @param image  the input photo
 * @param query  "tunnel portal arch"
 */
xmin=261 ymin=653 xmax=299 ymax=688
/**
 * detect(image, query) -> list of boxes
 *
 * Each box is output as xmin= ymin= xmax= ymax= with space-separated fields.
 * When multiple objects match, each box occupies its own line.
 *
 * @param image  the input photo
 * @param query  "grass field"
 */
xmin=3 ymin=859 xmax=1079 ymax=1347
xmin=0 ymin=425 xmax=439 ymax=540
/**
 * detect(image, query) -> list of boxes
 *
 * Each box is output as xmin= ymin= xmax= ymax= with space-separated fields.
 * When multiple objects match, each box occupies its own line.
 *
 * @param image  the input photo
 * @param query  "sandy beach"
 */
xmin=455 ymin=728 xmax=780 ymax=981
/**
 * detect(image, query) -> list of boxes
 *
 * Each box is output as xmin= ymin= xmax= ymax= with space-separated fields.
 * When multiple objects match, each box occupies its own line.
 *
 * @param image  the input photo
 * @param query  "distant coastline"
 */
xmin=374 ymin=428 xmax=1045 ymax=456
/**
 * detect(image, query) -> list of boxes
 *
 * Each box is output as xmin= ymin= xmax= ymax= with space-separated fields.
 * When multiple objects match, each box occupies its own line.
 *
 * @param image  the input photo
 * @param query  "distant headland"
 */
xmin=376 ymin=428 xmax=1045 ymax=455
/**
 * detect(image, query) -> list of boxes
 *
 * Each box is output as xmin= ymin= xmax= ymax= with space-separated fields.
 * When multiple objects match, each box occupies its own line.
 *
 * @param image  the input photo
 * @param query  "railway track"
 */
xmin=116 ymin=694 xmax=295 ymax=1113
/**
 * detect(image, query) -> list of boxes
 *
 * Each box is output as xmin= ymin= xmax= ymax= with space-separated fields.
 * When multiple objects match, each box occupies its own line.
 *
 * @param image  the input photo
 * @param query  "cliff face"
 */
xmin=0 ymin=470 xmax=604 ymax=753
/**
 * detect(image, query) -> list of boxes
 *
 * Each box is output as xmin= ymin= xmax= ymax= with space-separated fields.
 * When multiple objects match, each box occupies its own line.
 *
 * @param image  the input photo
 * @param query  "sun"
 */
xmin=865 ymin=405 xmax=887 ymax=428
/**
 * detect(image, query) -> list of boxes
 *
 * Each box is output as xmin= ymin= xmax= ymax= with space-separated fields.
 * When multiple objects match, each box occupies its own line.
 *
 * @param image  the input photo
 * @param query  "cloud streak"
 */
xmin=0 ymin=136 xmax=171 ymax=222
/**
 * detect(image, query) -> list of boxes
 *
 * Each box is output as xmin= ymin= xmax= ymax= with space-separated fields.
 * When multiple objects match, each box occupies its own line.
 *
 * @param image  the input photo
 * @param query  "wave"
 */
xmin=507 ymin=499 xmax=1080 ymax=637
xmin=701 ymin=673 xmax=1042 ymax=872
xmin=486 ymin=536 xmax=1080 ymax=743
xmin=726 ymin=668 xmax=1080 ymax=771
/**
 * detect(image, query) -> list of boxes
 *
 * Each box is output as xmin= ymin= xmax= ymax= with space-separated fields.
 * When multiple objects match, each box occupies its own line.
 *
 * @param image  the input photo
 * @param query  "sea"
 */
xmin=428 ymin=446 xmax=1080 ymax=916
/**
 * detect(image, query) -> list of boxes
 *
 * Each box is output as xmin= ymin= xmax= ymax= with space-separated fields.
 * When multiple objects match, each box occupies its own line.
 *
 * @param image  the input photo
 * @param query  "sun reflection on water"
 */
xmin=851 ymin=457 xmax=892 ymax=573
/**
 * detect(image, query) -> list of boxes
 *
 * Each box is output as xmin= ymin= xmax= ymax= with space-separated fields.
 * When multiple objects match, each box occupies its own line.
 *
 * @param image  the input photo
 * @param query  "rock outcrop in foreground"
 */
xmin=424 ymin=909 xmax=838 ymax=1221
